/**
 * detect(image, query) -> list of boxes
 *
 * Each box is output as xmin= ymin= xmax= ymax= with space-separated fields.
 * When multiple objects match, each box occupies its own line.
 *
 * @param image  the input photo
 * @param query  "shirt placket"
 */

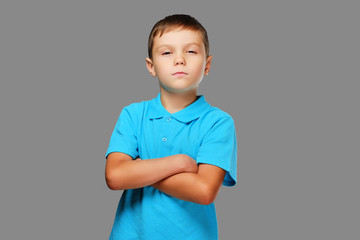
xmin=160 ymin=116 xmax=174 ymax=153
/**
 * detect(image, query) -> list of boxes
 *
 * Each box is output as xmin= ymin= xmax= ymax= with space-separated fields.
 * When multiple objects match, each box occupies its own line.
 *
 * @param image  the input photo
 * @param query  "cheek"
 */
xmin=154 ymin=60 xmax=170 ymax=74
xmin=154 ymin=66 xmax=167 ymax=76
xmin=191 ymin=61 xmax=206 ymax=76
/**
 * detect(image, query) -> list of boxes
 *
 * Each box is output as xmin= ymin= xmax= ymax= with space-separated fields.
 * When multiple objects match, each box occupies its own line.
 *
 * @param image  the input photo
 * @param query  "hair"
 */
xmin=148 ymin=14 xmax=209 ymax=59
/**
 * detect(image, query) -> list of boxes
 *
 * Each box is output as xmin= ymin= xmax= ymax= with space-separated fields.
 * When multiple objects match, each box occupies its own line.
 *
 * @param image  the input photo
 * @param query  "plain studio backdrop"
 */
xmin=0 ymin=0 xmax=359 ymax=239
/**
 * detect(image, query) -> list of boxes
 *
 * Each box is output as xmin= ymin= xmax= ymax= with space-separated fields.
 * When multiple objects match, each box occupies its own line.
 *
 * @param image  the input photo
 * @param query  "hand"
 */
xmin=176 ymin=154 xmax=198 ymax=174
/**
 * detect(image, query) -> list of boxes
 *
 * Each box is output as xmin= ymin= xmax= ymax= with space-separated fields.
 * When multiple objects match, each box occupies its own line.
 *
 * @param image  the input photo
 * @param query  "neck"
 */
xmin=160 ymin=89 xmax=198 ymax=114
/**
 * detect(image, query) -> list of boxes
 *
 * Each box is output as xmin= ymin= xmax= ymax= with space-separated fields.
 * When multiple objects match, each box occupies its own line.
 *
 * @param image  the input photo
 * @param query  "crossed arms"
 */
xmin=105 ymin=152 xmax=226 ymax=205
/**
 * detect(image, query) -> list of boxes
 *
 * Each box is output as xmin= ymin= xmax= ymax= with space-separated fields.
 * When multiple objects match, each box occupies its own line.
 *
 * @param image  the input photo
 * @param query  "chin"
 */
xmin=167 ymin=85 xmax=198 ymax=93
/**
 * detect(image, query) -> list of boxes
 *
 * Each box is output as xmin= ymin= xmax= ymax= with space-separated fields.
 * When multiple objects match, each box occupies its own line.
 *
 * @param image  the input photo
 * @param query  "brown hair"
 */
xmin=148 ymin=14 xmax=209 ymax=59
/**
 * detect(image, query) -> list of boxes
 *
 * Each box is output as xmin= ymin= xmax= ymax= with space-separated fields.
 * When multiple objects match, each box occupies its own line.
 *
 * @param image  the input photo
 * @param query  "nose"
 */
xmin=174 ymin=54 xmax=185 ymax=66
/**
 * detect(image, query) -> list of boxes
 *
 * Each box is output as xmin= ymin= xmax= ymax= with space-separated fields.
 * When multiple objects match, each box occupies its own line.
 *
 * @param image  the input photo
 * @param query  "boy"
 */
xmin=105 ymin=14 xmax=237 ymax=240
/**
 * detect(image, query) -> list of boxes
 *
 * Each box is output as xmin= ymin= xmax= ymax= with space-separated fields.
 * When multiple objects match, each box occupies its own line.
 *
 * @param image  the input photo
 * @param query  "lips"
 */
xmin=172 ymin=72 xmax=188 ymax=76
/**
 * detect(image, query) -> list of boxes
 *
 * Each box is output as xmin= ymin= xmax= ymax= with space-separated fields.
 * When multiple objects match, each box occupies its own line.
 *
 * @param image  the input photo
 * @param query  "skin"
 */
xmin=106 ymin=28 xmax=226 ymax=205
xmin=146 ymin=28 xmax=212 ymax=113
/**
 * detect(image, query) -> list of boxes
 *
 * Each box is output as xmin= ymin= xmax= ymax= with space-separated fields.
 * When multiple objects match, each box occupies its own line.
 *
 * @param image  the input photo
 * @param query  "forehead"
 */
xmin=153 ymin=29 xmax=204 ymax=48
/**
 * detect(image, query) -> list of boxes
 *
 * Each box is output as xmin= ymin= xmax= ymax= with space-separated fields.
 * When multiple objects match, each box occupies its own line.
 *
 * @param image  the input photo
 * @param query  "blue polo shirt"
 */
xmin=106 ymin=93 xmax=237 ymax=240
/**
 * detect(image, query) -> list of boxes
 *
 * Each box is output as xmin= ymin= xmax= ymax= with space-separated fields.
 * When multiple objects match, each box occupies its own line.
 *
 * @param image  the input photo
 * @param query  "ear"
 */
xmin=145 ymin=58 xmax=157 ymax=77
xmin=204 ymin=55 xmax=212 ymax=76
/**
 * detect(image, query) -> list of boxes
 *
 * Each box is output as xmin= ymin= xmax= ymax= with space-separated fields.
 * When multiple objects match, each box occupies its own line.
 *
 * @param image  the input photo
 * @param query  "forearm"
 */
xmin=151 ymin=172 xmax=209 ymax=204
xmin=151 ymin=164 xmax=226 ymax=205
xmin=106 ymin=153 xmax=197 ymax=190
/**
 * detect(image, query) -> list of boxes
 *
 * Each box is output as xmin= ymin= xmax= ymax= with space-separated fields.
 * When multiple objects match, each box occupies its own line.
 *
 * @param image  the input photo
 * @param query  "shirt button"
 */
xmin=162 ymin=137 xmax=167 ymax=142
xmin=166 ymin=117 xmax=172 ymax=122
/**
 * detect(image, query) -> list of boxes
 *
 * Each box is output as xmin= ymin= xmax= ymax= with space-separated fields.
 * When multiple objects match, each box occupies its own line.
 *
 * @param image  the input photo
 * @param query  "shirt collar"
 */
xmin=149 ymin=93 xmax=210 ymax=123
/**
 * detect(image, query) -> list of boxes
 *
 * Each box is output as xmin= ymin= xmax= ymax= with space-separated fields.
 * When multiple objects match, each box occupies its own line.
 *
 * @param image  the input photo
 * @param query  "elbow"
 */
xmin=106 ymin=179 xmax=117 ymax=190
xmin=196 ymin=185 xmax=218 ymax=205
xmin=198 ymin=194 xmax=216 ymax=205
xmin=198 ymin=198 xmax=214 ymax=206
xmin=105 ymin=171 xmax=124 ymax=190
xmin=105 ymin=174 xmax=117 ymax=190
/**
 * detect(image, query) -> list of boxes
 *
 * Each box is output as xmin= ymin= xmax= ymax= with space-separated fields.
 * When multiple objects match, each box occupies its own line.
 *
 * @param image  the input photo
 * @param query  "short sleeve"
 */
xmin=105 ymin=105 xmax=139 ymax=159
xmin=196 ymin=117 xmax=237 ymax=186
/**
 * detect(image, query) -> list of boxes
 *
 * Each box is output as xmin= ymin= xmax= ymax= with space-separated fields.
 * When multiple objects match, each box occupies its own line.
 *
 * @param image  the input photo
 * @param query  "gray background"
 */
xmin=1 ymin=0 xmax=359 ymax=239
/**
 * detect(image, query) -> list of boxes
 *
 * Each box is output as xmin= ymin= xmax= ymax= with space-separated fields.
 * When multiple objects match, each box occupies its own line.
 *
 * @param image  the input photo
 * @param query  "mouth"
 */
xmin=172 ymin=72 xmax=188 ymax=76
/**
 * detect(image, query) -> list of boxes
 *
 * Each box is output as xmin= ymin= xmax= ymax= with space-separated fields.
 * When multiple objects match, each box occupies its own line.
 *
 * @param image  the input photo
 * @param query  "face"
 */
xmin=146 ymin=29 xmax=212 ymax=94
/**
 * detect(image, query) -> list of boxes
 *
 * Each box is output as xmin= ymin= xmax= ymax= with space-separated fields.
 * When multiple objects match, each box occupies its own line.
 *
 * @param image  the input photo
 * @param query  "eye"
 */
xmin=187 ymin=50 xmax=197 ymax=54
xmin=161 ymin=51 xmax=171 ymax=55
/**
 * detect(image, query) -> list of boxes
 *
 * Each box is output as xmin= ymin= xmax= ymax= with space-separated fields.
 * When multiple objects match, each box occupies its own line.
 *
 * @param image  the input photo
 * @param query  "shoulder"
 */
xmin=201 ymin=104 xmax=234 ymax=125
xmin=195 ymin=101 xmax=236 ymax=137
xmin=114 ymin=99 xmax=153 ymax=128
xmin=121 ymin=97 xmax=153 ymax=115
